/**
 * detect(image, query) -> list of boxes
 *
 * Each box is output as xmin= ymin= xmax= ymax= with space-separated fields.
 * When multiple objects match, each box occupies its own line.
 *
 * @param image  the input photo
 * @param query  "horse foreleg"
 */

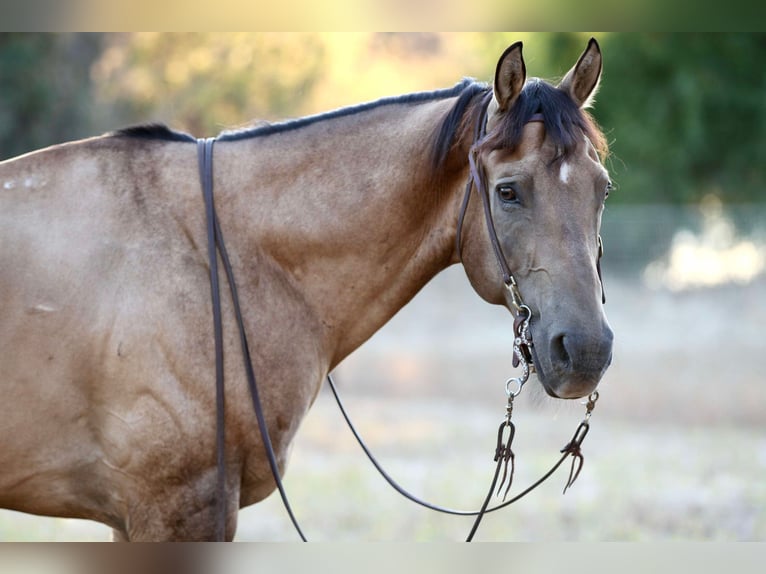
xmin=112 ymin=528 xmax=129 ymax=542
xmin=114 ymin=476 xmax=240 ymax=541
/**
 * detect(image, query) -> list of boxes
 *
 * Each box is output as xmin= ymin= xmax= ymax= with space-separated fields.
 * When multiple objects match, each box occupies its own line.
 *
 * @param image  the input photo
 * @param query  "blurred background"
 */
xmin=0 ymin=32 xmax=764 ymax=541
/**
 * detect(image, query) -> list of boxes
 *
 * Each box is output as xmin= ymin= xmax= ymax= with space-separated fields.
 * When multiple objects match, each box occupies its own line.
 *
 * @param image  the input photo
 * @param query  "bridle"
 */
xmin=456 ymin=92 xmax=605 ymax=317
xmin=457 ymin=92 xmax=529 ymax=314
xmin=195 ymin=91 xmax=606 ymax=541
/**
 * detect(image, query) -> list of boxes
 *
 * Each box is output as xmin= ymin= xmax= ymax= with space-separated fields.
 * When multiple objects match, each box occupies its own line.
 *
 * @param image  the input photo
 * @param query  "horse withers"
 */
xmin=0 ymin=38 xmax=613 ymax=540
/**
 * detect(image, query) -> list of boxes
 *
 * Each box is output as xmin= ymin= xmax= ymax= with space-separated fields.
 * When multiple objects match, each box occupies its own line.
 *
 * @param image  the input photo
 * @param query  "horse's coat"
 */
xmin=0 ymin=39 xmax=613 ymax=540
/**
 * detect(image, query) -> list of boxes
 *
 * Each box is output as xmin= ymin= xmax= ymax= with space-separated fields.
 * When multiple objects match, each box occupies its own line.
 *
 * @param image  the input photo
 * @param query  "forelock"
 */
xmin=482 ymin=78 xmax=608 ymax=162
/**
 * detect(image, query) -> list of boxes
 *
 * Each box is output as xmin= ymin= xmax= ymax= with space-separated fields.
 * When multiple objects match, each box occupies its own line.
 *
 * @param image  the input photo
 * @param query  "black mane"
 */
xmin=430 ymin=81 xmax=491 ymax=170
xmin=216 ymin=78 xmax=478 ymax=142
xmin=109 ymin=80 xmax=479 ymax=146
xmin=109 ymin=78 xmax=606 ymax=169
xmin=110 ymin=123 xmax=196 ymax=143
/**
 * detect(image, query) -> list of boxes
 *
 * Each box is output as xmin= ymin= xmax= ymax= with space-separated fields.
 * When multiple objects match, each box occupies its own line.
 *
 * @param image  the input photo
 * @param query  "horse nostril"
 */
xmin=551 ymin=332 xmax=571 ymax=368
xmin=548 ymin=327 xmax=613 ymax=375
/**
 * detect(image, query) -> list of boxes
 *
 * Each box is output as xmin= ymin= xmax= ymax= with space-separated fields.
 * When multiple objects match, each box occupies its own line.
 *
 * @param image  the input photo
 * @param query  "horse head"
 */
xmin=458 ymin=38 xmax=613 ymax=399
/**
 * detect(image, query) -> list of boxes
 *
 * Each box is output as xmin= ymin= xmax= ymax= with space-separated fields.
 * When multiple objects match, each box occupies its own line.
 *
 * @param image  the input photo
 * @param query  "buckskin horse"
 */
xmin=0 ymin=38 xmax=613 ymax=540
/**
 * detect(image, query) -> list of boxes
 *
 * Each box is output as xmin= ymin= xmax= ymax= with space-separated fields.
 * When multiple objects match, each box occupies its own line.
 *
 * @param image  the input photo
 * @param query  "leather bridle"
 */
xmin=456 ymin=92 xmax=534 ymax=315
xmin=456 ymin=94 xmax=605 ymax=315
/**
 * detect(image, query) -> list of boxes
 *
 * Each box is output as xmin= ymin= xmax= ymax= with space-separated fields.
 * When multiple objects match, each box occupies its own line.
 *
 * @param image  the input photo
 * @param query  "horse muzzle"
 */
xmin=531 ymin=321 xmax=614 ymax=399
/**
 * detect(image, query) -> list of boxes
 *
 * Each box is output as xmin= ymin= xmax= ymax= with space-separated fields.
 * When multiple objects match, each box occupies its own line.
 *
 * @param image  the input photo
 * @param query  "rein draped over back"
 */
xmin=197 ymin=137 xmax=307 ymax=541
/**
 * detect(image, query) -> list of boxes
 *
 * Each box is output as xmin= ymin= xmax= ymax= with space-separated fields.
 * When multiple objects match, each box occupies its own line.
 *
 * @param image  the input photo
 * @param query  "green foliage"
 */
xmin=0 ymin=34 xmax=104 ymax=159
xmin=91 ymin=33 xmax=326 ymax=137
xmin=595 ymin=33 xmax=766 ymax=204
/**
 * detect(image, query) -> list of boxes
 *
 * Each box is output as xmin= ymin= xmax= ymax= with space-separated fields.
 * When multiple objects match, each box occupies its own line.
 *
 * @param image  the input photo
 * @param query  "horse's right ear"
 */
xmin=493 ymin=42 xmax=526 ymax=113
xmin=558 ymin=37 xmax=602 ymax=108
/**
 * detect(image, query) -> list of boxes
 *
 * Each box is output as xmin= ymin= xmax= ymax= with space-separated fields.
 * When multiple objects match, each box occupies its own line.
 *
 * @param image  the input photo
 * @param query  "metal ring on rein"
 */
xmin=505 ymin=377 xmax=524 ymax=398
xmin=465 ymin=291 xmax=602 ymax=540
xmin=505 ymin=304 xmax=531 ymax=395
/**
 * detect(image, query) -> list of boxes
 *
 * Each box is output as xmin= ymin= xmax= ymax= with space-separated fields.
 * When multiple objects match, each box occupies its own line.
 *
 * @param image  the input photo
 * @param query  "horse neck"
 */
xmin=215 ymin=97 xmax=466 ymax=368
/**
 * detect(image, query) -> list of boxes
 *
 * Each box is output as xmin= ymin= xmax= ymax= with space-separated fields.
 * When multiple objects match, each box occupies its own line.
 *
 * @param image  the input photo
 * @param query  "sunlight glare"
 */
xmin=643 ymin=195 xmax=765 ymax=291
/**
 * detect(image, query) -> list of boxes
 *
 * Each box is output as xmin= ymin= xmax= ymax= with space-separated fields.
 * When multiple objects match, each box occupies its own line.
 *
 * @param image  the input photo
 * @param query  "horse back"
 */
xmin=0 ymin=134 xmax=205 ymax=336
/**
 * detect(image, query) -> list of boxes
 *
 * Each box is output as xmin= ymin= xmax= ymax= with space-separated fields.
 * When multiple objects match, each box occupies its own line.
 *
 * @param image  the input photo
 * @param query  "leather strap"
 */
xmin=197 ymin=138 xmax=227 ymax=541
xmin=327 ymin=373 xmax=575 ymax=521
xmin=457 ymin=97 xmax=537 ymax=300
xmin=197 ymin=138 xmax=307 ymax=541
xmin=597 ymin=234 xmax=606 ymax=303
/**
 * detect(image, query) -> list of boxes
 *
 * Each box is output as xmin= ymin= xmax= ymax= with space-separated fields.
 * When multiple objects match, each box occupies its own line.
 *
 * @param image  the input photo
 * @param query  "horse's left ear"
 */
xmin=558 ymin=37 xmax=602 ymax=108
xmin=493 ymin=42 xmax=526 ymax=113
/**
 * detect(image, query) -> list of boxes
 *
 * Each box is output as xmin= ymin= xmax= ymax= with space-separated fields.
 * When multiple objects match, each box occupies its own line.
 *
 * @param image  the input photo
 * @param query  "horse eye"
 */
xmin=497 ymin=183 xmax=518 ymax=203
xmin=605 ymin=180 xmax=614 ymax=197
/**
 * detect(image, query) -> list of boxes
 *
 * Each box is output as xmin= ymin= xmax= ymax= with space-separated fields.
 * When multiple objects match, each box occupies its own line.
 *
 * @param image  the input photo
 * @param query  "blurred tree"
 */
xmin=0 ymin=33 xmax=104 ymax=159
xmin=91 ymin=33 xmax=326 ymax=137
xmin=596 ymin=33 xmax=766 ymax=204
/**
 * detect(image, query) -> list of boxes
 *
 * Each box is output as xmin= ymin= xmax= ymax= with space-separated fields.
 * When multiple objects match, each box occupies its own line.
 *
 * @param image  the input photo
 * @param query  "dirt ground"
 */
xmin=2 ymin=267 xmax=764 ymax=541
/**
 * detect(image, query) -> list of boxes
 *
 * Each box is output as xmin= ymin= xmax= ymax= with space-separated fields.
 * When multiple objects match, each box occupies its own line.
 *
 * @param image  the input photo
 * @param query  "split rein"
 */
xmin=196 ymin=95 xmax=603 ymax=541
xmin=327 ymin=314 xmax=601 ymax=542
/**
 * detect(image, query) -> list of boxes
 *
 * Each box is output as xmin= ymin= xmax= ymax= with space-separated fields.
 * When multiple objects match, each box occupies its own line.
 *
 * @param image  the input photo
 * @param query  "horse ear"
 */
xmin=558 ymin=37 xmax=602 ymax=108
xmin=493 ymin=42 xmax=526 ymax=113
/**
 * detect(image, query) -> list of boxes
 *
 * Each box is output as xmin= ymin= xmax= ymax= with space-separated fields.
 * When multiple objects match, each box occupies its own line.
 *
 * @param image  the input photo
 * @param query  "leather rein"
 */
xmin=196 ymin=93 xmax=605 ymax=541
xmin=197 ymin=138 xmax=306 ymax=541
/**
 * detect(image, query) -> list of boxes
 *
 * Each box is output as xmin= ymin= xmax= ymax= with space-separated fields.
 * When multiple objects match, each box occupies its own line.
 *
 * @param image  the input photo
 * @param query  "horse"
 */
xmin=0 ymin=38 xmax=613 ymax=541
